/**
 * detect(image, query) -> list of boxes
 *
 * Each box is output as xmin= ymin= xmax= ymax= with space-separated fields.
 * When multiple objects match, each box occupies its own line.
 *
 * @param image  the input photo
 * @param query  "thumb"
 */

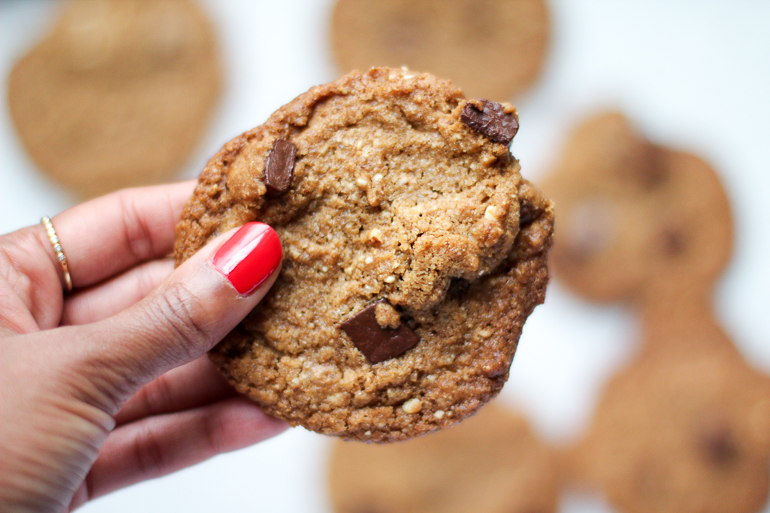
xmin=78 ymin=222 xmax=282 ymax=412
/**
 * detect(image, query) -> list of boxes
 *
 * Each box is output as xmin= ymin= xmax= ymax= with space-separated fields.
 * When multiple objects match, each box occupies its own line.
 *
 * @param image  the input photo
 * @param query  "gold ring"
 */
xmin=41 ymin=216 xmax=73 ymax=293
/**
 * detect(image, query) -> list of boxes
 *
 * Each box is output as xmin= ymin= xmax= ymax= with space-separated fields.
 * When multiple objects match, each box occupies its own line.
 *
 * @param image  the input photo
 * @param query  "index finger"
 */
xmin=51 ymin=180 xmax=196 ymax=289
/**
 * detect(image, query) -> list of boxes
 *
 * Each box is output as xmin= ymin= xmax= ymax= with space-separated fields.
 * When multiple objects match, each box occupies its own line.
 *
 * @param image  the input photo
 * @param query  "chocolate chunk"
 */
xmin=461 ymin=99 xmax=519 ymax=145
xmin=699 ymin=420 xmax=738 ymax=465
xmin=340 ymin=300 xmax=420 ymax=364
xmin=519 ymin=201 xmax=543 ymax=226
xmin=626 ymin=144 xmax=668 ymax=189
xmin=661 ymin=226 xmax=686 ymax=256
xmin=265 ymin=138 xmax=297 ymax=197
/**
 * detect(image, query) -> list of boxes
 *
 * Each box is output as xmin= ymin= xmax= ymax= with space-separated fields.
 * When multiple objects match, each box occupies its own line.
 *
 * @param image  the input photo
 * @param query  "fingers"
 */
xmin=61 ymin=259 xmax=174 ymax=326
xmin=114 ymin=357 xmax=236 ymax=427
xmin=74 ymin=398 xmax=287 ymax=506
xmin=0 ymin=224 xmax=68 ymax=331
xmin=51 ymin=181 xmax=195 ymax=289
xmin=71 ymin=223 xmax=282 ymax=414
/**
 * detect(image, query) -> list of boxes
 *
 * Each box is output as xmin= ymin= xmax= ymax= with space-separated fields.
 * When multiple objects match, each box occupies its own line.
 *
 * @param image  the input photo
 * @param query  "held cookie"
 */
xmin=8 ymin=0 xmax=222 ymax=198
xmin=570 ymin=340 xmax=770 ymax=513
xmin=174 ymin=68 xmax=554 ymax=442
xmin=543 ymin=112 xmax=732 ymax=304
xmin=330 ymin=0 xmax=550 ymax=101
xmin=328 ymin=403 xmax=559 ymax=513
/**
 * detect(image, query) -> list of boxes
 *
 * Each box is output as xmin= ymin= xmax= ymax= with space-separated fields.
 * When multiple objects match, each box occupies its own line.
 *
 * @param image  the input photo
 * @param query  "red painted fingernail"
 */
xmin=212 ymin=223 xmax=282 ymax=295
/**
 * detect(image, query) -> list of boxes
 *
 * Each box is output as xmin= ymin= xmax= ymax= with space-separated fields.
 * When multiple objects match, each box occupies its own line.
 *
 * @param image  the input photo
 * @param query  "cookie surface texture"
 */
xmin=330 ymin=0 xmax=550 ymax=101
xmin=174 ymin=68 xmax=554 ymax=442
xmin=328 ymin=403 xmax=559 ymax=513
xmin=8 ymin=0 xmax=222 ymax=198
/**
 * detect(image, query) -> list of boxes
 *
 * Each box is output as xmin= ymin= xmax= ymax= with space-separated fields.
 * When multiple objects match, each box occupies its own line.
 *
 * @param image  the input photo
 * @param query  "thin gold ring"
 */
xmin=41 ymin=216 xmax=73 ymax=293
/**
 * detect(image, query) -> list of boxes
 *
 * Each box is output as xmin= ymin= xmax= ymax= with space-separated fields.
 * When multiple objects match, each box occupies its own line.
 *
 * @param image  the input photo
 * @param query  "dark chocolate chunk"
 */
xmin=699 ymin=420 xmax=738 ymax=465
xmin=625 ymin=144 xmax=668 ymax=189
xmin=660 ymin=226 xmax=686 ymax=256
xmin=461 ymin=99 xmax=519 ymax=145
xmin=519 ymin=201 xmax=543 ymax=226
xmin=265 ymin=138 xmax=297 ymax=197
xmin=340 ymin=300 xmax=420 ymax=364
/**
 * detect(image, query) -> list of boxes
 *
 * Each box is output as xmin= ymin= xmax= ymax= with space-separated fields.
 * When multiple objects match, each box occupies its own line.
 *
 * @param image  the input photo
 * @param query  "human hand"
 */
xmin=0 ymin=181 xmax=287 ymax=512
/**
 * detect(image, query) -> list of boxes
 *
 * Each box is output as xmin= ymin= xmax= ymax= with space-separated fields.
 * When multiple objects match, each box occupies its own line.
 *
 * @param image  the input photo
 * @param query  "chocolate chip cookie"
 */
xmin=330 ymin=0 xmax=550 ymax=101
xmin=328 ymin=403 xmax=559 ymax=513
xmin=174 ymin=68 xmax=554 ymax=442
xmin=8 ymin=0 xmax=222 ymax=198
xmin=570 ymin=335 xmax=770 ymax=513
xmin=543 ymin=112 xmax=733 ymax=305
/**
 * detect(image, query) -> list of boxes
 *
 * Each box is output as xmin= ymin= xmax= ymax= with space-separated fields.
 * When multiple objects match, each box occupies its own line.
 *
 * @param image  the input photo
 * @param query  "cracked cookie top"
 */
xmin=174 ymin=68 xmax=554 ymax=441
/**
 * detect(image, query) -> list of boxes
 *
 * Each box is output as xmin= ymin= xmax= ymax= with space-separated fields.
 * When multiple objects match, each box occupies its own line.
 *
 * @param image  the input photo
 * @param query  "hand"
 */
xmin=0 ymin=181 xmax=287 ymax=512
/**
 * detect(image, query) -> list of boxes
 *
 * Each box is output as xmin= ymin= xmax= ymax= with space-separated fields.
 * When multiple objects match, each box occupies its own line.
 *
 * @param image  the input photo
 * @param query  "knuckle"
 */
xmin=136 ymin=374 xmax=175 ymax=417
xmin=201 ymin=409 xmax=225 ymax=454
xmin=133 ymin=423 xmax=167 ymax=478
xmin=118 ymin=190 xmax=155 ymax=263
xmin=153 ymin=282 xmax=212 ymax=352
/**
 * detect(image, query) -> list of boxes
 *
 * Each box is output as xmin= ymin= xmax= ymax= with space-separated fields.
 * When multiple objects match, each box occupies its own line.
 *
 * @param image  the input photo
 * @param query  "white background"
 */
xmin=1 ymin=1 xmax=769 ymax=512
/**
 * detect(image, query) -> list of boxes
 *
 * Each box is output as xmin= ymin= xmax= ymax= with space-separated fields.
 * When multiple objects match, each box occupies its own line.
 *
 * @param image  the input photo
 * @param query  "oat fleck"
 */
xmin=368 ymin=229 xmax=384 ymax=245
xmin=484 ymin=205 xmax=501 ymax=221
xmin=402 ymin=398 xmax=422 ymax=414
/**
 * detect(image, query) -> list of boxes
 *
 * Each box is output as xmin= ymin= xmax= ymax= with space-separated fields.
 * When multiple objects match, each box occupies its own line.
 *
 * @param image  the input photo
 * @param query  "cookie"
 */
xmin=330 ymin=0 xmax=550 ymax=101
xmin=570 ymin=335 xmax=770 ymax=513
xmin=638 ymin=288 xmax=736 ymax=355
xmin=543 ymin=112 xmax=733 ymax=305
xmin=174 ymin=68 xmax=554 ymax=442
xmin=328 ymin=403 xmax=559 ymax=513
xmin=8 ymin=0 xmax=222 ymax=198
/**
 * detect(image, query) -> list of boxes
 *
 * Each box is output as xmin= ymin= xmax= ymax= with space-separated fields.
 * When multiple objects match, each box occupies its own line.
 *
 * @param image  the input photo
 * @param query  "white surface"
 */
xmin=1 ymin=1 xmax=769 ymax=512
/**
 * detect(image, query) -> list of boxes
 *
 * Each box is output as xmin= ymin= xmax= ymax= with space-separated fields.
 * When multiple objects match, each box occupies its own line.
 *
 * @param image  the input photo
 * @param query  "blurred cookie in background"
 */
xmin=330 ymin=0 xmax=550 ymax=101
xmin=638 ymin=288 xmax=738 ymax=356
xmin=546 ymin=109 xmax=770 ymax=513
xmin=8 ymin=0 xmax=222 ymax=198
xmin=567 ymin=328 xmax=770 ymax=513
xmin=328 ymin=403 xmax=559 ymax=513
xmin=543 ymin=112 xmax=733 ymax=306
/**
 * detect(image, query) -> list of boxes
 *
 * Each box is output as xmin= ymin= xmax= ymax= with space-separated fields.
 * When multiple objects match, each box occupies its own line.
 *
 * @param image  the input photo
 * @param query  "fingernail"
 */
xmin=212 ymin=223 xmax=282 ymax=295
